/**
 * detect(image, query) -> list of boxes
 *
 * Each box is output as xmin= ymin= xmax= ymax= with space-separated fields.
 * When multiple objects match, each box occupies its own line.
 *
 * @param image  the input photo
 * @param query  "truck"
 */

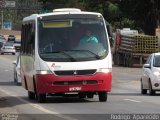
xmin=113 ymin=28 xmax=159 ymax=67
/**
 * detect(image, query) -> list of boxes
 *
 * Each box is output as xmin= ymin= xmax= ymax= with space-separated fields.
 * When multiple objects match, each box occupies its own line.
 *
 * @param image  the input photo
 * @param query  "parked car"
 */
xmin=0 ymin=37 xmax=6 ymax=48
xmin=141 ymin=52 xmax=160 ymax=95
xmin=0 ymin=34 xmax=5 ymax=39
xmin=13 ymin=40 xmax=21 ymax=52
xmin=0 ymin=37 xmax=6 ymax=43
xmin=13 ymin=55 xmax=21 ymax=85
xmin=0 ymin=36 xmax=5 ymax=40
xmin=0 ymin=42 xmax=16 ymax=55
xmin=8 ymin=35 xmax=15 ymax=42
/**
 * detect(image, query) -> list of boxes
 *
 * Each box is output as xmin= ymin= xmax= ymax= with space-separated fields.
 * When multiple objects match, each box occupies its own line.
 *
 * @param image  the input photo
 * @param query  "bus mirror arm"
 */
xmin=109 ymin=36 xmax=114 ymax=48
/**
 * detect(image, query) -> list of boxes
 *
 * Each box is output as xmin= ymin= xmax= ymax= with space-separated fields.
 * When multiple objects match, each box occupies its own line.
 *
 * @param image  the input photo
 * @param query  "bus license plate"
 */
xmin=69 ymin=87 xmax=81 ymax=91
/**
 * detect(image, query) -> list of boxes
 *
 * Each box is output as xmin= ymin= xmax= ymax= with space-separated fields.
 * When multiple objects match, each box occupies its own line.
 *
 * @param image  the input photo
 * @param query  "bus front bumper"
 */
xmin=35 ymin=72 xmax=112 ymax=94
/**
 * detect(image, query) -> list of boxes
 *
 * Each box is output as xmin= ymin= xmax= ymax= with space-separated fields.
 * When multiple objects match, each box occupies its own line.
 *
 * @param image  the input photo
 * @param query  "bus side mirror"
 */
xmin=109 ymin=37 xmax=114 ymax=48
xmin=106 ymin=22 xmax=114 ymax=48
xmin=107 ymin=28 xmax=114 ymax=48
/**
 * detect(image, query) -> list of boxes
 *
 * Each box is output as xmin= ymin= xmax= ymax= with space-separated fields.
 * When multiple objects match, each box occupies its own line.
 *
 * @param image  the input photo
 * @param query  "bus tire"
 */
xmin=33 ymin=77 xmax=38 ymax=99
xmin=98 ymin=92 xmax=107 ymax=102
xmin=28 ymin=91 xmax=36 ymax=100
xmin=37 ymin=93 xmax=46 ymax=103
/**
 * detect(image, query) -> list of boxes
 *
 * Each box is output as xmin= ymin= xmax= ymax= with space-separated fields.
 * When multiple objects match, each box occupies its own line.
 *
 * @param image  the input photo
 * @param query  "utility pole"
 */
xmin=1 ymin=10 xmax=3 ymax=29
xmin=0 ymin=0 xmax=5 ymax=30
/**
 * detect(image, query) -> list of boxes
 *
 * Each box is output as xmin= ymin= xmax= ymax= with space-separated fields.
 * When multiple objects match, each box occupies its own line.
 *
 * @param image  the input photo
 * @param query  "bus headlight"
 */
xmin=36 ymin=70 xmax=52 ymax=74
xmin=98 ymin=68 xmax=112 ymax=73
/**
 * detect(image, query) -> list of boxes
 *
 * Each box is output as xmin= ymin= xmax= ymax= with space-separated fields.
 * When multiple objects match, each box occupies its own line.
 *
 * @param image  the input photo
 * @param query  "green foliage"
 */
xmin=1 ymin=0 xmax=159 ymax=34
xmin=39 ymin=0 xmax=84 ymax=10
xmin=107 ymin=2 xmax=120 ymax=17
xmin=38 ymin=10 xmax=50 ymax=14
xmin=120 ymin=18 xmax=135 ymax=29
xmin=119 ymin=0 xmax=160 ymax=35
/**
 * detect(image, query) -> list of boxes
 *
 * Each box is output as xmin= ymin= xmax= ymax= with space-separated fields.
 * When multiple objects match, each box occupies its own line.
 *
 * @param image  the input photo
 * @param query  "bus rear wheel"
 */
xmin=98 ymin=92 xmax=107 ymax=102
xmin=37 ymin=93 xmax=46 ymax=103
xmin=28 ymin=91 xmax=36 ymax=100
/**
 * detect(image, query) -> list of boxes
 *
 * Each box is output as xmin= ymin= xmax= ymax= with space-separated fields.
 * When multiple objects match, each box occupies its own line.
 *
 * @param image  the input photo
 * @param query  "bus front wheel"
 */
xmin=37 ymin=93 xmax=46 ymax=103
xmin=98 ymin=92 xmax=107 ymax=102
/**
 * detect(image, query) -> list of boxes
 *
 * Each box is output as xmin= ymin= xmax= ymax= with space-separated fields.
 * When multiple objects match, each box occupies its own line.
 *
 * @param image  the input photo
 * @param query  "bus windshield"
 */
xmin=38 ymin=15 xmax=109 ymax=62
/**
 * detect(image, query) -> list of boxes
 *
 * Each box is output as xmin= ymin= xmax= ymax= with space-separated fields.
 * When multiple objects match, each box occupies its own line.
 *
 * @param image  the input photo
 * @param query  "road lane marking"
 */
xmin=0 ymin=88 xmax=77 ymax=120
xmin=124 ymin=99 xmax=141 ymax=103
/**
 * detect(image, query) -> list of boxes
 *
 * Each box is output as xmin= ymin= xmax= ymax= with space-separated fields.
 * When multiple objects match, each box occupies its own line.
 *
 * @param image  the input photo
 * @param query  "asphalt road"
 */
xmin=0 ymin=54 xmax=160 ymax=120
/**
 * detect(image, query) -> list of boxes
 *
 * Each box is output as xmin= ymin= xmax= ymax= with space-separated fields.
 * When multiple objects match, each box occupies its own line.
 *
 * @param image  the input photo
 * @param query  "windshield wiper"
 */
xmin=64 ymin=50 xmax=101 ymax=59
xmin=41 ymin=49 xmax=101 ymax=61
xmin=46 ymin=51 xmax=77 ymax=62
xmin=83 ymin=50 xmax=101 ymax=59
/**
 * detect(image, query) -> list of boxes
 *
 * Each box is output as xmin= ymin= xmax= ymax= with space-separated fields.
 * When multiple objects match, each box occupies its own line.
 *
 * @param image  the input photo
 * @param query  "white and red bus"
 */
xmin=20 ymin=8 xmax=112 ymax=103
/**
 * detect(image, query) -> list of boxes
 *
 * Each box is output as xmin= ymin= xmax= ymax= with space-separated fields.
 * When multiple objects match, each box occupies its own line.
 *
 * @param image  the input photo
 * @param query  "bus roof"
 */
xmin=53 ymin=8 xmax=81 ymax=12
xmin=23 ymin=8 xmax=102 ymax=22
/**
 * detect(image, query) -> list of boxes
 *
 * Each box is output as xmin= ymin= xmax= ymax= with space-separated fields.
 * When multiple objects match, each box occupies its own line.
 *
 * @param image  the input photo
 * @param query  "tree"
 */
xmin=4 ymin=0 xmax=160 ymax=34
xmin=119 ymin=0 xmax=160 ymax=35
xmin=39 ymin=0 xmax=84 ymax=10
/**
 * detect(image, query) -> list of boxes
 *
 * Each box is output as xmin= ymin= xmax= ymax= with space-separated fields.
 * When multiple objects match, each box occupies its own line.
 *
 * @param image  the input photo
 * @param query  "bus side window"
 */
xmin=21 ymin=23 xmax=35 ymax=55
